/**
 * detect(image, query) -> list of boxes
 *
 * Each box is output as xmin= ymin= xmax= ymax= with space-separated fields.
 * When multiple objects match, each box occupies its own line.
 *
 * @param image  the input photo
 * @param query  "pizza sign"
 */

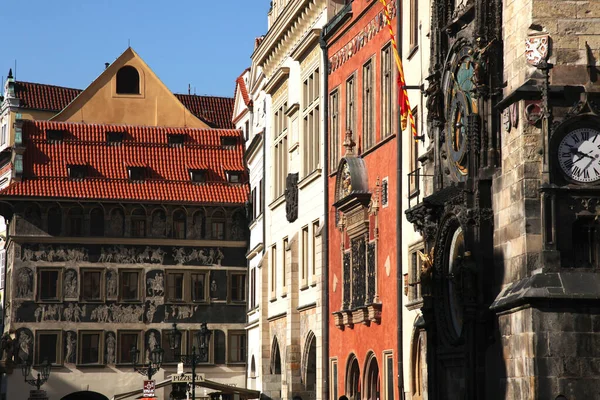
xmin=525 ymin=34 xmax=550 ymax=66
xmin=143 ymin=380 xmax=155 ymax=397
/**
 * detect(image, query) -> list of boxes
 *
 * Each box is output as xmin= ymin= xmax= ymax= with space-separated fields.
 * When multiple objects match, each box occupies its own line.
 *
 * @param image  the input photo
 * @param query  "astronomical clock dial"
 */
xmin=445 ymin=47 xmax=476 ymax=182
xmin=558 ymin=127 xmax=600 ymax=184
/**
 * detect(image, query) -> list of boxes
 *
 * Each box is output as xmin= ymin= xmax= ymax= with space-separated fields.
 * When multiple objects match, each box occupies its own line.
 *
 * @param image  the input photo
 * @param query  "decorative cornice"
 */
xmin=264 ymin=67 xmax=291 ymax=95
xmin=291 ymin=29 xmax=322 ymax=61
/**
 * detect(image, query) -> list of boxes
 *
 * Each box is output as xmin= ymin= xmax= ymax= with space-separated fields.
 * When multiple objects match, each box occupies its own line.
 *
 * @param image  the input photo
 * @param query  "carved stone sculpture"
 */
xmin=146 ymin=301 xmax=158 ymax=323
xmin=64 ymin=269 xmax=78 ymax=298
xmin=16 ymin=268 xmax=33 ymax=298
xmin=106 ymin=333 xmax=116 ymax=365
xmin=17 ymin=330 xmax=32 ymax=363
xmin=65 ymin=331 xmax=76 ymax=364
xmin=231 ymin=212 xmax=246 ymax=240
xmin=90 ymin=304 xmax=144 ymax=323
xmin=285 ymin=173 xmax=299 ymax=222
xmin=146 ymin=273 xmax=164 ymax=298
xmin=107 ymin=269 xmax=117 ymax=298
xmin=170 ymin=305 xmax=196 ymax=320
xmin=145 ymin=331 xmax=158 ymax=363
xmin=63 ymin=303 xmax=86 ymax=322
xmin=20 ymin=245 xmax=88 ymax=262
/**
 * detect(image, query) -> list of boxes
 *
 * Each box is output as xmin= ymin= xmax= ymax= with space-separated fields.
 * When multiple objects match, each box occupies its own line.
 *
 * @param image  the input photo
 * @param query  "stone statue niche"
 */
xmin=15 ymin=328 xmax=33 ymax=364
xmin=105 ymin=332 xmax=116 ymax=365
xmin=15 ymin=267 xmax=33 ymax=299
xmin=64 ymin=331 xmax=77 ymax=364
xmin=63 ymin=269 xmax=78 ymax=299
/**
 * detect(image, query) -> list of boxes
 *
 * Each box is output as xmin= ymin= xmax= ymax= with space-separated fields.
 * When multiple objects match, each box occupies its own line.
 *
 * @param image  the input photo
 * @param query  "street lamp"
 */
xmin=131 ymin=344 xmax=165 ymax=380
xmin=168 ymin=322 xmax=212 ymax=400
xmin=21 ymin=359 xmax=51 ymax=391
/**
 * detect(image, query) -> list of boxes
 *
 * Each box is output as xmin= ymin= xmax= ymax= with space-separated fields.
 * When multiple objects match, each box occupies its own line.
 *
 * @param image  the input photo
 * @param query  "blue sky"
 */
xmin=3 ymin=0 xmax=270 ymax=97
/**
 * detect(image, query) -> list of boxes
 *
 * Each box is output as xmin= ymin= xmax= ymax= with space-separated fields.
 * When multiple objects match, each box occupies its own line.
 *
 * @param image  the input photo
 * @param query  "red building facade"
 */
xmin=325 ymin=1 xmax=400 ymax=399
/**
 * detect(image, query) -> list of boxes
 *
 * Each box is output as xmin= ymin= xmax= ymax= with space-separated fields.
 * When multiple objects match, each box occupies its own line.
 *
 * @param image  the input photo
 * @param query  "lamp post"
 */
xmin=21 ymin=359 xmax=51 ymax=391
xmin=168 ymin=322 xmax=212 ymax=400
xmin=131 ymin=345 xmax=165 ymax=381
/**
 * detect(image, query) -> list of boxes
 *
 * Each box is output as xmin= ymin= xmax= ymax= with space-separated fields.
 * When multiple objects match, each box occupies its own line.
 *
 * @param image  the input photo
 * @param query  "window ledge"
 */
xmin=332 ymin=303 xmax=382 ymax=329
xmin=299 ymin=168 xmax=322 ymax=189
xmin=300 ymin=284 xmax=309 ymax=291
xmin=405 ymin=298 xmax=423 ymax=311
xmin=361 ymin=133 xmax=396 ymax=158
xmin=269 ymin=295 xmax=277 ymax=303
xmin=407 ymin=45 xmax=419 ymax=60
xmin=269 ymin=194 xmax=285 ymax=210
xmin=76 ymin=364 xmax=106 ymax=369
xmin=289 ymin=141 xmax=300 ymax=153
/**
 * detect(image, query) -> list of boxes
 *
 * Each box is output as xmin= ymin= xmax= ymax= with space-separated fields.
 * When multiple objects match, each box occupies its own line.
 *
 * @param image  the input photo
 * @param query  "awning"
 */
xmin=111 ymin=376 xmax=261 ymax=400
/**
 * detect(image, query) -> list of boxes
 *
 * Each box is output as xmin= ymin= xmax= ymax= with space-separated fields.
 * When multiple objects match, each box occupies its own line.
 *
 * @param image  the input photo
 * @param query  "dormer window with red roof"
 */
xmin=190 ymin=169 xmax=207 ymax=183
xmin=116 ymin=66 xmax=140 ymax=94
xmin=128 ymin=167 xmax=146 ymax=181
xmin=106 ymin=131 xmax=125 ymax=145
xmin=46 ymin=129 xmax=66 ymax=142
xmin=221 ymin=136 xmax=237 ymax=148
xmin=168 ymin=134 xmax=185 ymax=146
xmin=227 ymin=171 xmax=242 ymax=183
xmin=68 ymin=164 xmax=88 ymax=179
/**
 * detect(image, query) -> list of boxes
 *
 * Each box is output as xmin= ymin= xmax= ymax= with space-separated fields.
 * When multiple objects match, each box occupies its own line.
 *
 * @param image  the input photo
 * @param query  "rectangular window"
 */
xmin=82 ymin=270 xmax=102 ymax=301
xmin=381 ymin=44 xmax=393 ymax=138
xmin=282 ymin=237 xmax=289 ymax=290
xmin=330 ymin=89 xmax=340 ymax=172
xmin=79 ymin=331 xmax=102 ymax=365
xmin=384 ymin=351 xmax=395 ymax=400
xmin=212 ymin=221 xmax=225 ymax=240
xmin=245 ymin=120 xmax=250 ymax=141
xmin=120 ymin=271 xmax=140 ymax=301
xmin=250 ymin=267 xmax=256 ymax=309
xmin=190 ymin=169 xmax=207 ymax=183
xmin=38 ymin=269 xmax=60 ymax=301
xmin=302 ymin=226 xmax=309 ymax=285
xmin=251 ymin=187 xmax=257 ymax=221
xmin=409 ymin=244 xmax=424 ymax=302
xmin=259 ymin=178 xmax=264 ymax=215
xmin=230 ymin=273 xmax=246 ymax=302
xmin=167 ymin=272 xmax=185 ymax=302
xmin=191 ymin=273 xmax=207 ymax=302
xmin=346 ymin=75 xmax=356 ymax=135
xmin=1 ymin=124 xmax=6 ymax=146
xmin=363 ymin=60 xmax=374 ymax=149
xmin=330 ymin=359 xmax=338 ymax=400
xmin=303 ymin=69 xmax=321 ymax=176
xmin=271 ymin=245 xmax=277 ymax=298
xmin=131 ymin=218 xmax=146 ymax=237
xmin=162 ymin=329 xmax=183 ymax=364
xmin=69 ymin=214 xmax=83 ymax=236
xmin=273 ymin=102 xmax=288 ymax=199
xmin=118 ymin=331 xmax=140 ymax=364
xmin=409 ymin=107 xmax=420 ymax=195
xmin=228 ymin=332 xmax=247 ymax=363
xmin=312 ymin=220 xmax=320 ymax=278
xmin=409 ymin=0 xmax=419 ymax=50
xmin=167 ymin=134 xmax=185 ymax=146
xmin=36 ymin=331 xmax=61 ymax=365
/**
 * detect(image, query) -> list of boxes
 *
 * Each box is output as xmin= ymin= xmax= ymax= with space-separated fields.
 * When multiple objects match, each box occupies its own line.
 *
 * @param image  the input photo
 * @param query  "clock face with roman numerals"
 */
xmin=558 ymin=127 xmax=600 ymax=183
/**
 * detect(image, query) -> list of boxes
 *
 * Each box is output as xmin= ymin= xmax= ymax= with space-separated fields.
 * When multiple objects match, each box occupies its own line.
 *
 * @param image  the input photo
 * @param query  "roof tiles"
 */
xmin=174 ymin=94 xmax=235 ymax=129
xmin=0 ymin=120 xmax=247 ymax=204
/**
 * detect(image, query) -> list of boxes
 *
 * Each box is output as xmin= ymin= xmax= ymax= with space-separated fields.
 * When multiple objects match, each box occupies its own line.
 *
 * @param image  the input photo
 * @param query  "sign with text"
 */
xmin=143 ymin=380 xmax=155 ymax=397
xmin=171 ymin=373 xmax=205 ymax=383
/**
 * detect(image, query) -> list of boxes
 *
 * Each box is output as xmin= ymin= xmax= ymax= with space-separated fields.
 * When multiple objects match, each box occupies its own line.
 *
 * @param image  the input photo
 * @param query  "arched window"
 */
xmin=116 ymin=66 xmax=140 ymax=94
xmin=90 ymin=208 xmax=104 ymax=236
xmin=211 ymin=210 xmax=225 ymax=240
xmin=346 ymin=355 xmax=360 ymax=400
xmin=572 ymin=217 xmax=600 ymax=268
xmin=271 ymin=337 xmax=282 ymax=375
xmin=172 ymin=210 xmax=187 ymax=239
xmin=131 ymin=208 xmax=146 ymax=237
xmin=150 ymin=209 xmax=166 ymax=237
xmin=213 ymin=330 xmax=226 ymax=364
xmin=250 ymin=355 xmax=256 ymax=378
xmin=68 ymin=207 xmax=83 ymax=236
xmin=47 ymin=207 xmax=62 ymax=236
xmin=110 ymin=208 xmax=125 ymax=237
xmin=364 ymin=353 xmax=380 ymax=400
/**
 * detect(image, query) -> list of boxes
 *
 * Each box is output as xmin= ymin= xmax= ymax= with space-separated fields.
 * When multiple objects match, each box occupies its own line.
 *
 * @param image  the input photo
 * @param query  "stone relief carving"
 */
xmin=64 ymin=331 xmax=76 ymax=364
xmin=34 ymin=304 xmax=65 ymax=322
xmin=64 ymin=269 xmax=78 ymax=298
xmin=90 ymin=304 xmax=144 ymax=323
xmin=169 ymin=305 xmax=196 ymax=320
xmin=106 ymin=269 xmax=117 ymax=298
xmin=17 ymin=330 xmax=32 ymax=363
xmin=192 ymin=213 xmax=205 ymax=239
xmin=146 ymin=301 xmax=158 ymax=323
xmin=106 ymin=333 xmax=116 ymax=365
xmin=231 ymin=212 xmax=246 ymax=240
xmin=285 ymin=173 xmax=299 ymax=223
xmin=147 ymin=273 xmax=164 ymax=297
xmin=172 ymin=247 xmax=224 ymax=265
xmin=63 ymin=303 xmax=86 ymax=322
xmin=145 ymin=331 xmax=159 ymax=363
xmin=16 ymin=267 xmax=33 ymax=298
xmin=21 ymin=245 xmax=88 ymax=262
xmin=210 ymin=280 xmax=218 ymax=298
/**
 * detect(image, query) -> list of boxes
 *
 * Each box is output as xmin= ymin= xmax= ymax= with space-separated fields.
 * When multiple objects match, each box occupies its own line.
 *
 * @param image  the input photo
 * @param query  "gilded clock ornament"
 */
xmin=557 ymin=127 xmax=600 ymax=184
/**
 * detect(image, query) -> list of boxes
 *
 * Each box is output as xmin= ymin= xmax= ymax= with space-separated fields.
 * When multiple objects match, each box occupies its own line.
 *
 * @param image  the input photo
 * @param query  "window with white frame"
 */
xmin=346 ymin=74 xmax=356 ymax=135
xmin=303 ymin=68 xmax=320 ymax=176
xmin=1 ymin=124 xmax=6 ymax=146
xmin=312 ymin=220 xmax=320 ymax=279
xmin=330 ymin=89 xmax=340 ymax=172
xmin=301 ymin=225 xmax=309 ymax=286
xmin=270 ymin=244 xmax=277 ymax=299
xmin=381 ymin=44 xmax=394 ymax=138
xmin=363 ymin=60 xmax=375 ymax=150
xmin=273 ymin=102 xmax=288 ymax=199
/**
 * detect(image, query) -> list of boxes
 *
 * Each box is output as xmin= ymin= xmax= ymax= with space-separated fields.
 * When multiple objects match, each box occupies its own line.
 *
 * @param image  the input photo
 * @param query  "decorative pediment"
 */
xmin=334 ymin=131 xmax=370 ymax=212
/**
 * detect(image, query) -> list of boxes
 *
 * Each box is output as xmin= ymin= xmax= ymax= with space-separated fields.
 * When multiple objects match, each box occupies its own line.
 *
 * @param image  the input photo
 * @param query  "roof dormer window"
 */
xmin=128 ymin=167 xmax=146 ymax=181
xmin=68 ymin=164 xmax=88 ymax=179
xmin=46 ymin=129 xmax=66 ymax=143
xmin=116 ymin=66 xmax=140 ymax=94
xmin=227 ymin=171 xmax=241 ymax=183
xmin=106 ymin=131 xmax=124 ymax=145
xmin=168 ymin=134 xmax=185 ymax=146
xmin=190 ymin=169 xmax=207 ymax=183
xmin=221 ymin=136 xmax=237 ymax=148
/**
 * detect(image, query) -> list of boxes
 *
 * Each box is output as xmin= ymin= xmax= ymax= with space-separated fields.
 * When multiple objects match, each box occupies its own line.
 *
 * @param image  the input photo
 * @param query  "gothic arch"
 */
xmin=301 ymin=331 xmax=317 ymax=394
xmin=270 ymin=336 xmax=282 ymax=375
xmin=363 ymin=352 xmax=379 ymax=400
xmin=345 ymin=353 xmax=360 ymax=400
xmin=410 ymin=324 xmax=427 ymax=400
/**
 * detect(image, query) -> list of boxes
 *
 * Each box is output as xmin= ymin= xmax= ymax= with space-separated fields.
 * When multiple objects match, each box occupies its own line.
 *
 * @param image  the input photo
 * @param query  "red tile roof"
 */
xmin=12 ymin=81 xmax=235 ymax=129
xmin=0 ymin=120 xmax=248 ymax=204
xmin=235 ymin=69 xmax=251 ymax=107
xmin=14 ymin=81 xmax=82 ymax=112
xmin=175 ymin=94 xmax=235 ymax=129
